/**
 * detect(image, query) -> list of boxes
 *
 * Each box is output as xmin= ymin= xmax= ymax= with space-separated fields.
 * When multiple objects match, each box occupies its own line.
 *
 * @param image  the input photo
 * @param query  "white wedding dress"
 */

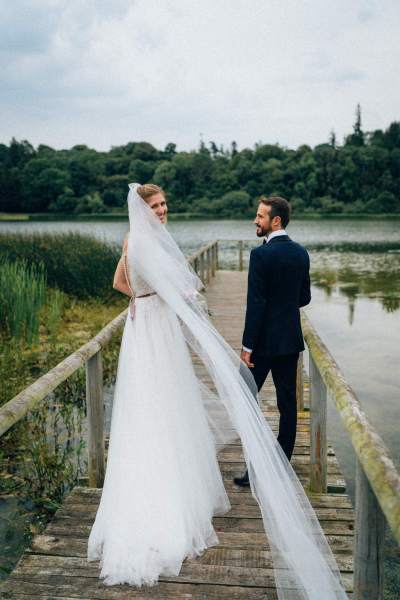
xmin=87 ymin=266 xmax=232 ymax=586
xmin=87 ymin=183 xmax=347 ymax=599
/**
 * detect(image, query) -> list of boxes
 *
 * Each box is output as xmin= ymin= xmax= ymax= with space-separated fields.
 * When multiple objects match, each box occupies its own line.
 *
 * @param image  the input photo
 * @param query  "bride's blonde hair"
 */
xmin=137 ymin=183 xmax=165 ymax=203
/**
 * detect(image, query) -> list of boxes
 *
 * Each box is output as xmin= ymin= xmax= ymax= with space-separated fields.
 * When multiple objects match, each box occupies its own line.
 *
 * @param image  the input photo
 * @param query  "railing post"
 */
xmin=309 ymin=355 xmax=327 ymax=493
xmin=354 ymin=460 xmax=386 ymax=600
xmin=86 ymin=350 xmax=105 ymax=488
xmin=216 ymin=242 xmax=219 ymax=270
xmin=211 ymin=243 xmax=216 ymax=277
xmin=296 ymin=352 xmax=304 ymax=412
xmin=238 ymin=240 xmax=244 ymax=271
xmin=206 ymin=247 xmax=211 ymax=282
xmin=199 ymin=252 xmax=205 ymax=284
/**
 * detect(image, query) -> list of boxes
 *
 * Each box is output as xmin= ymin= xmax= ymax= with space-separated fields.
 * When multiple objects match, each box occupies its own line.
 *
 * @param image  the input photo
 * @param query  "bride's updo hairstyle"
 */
xmin=137 ymin=183 xmax=165 ymax=203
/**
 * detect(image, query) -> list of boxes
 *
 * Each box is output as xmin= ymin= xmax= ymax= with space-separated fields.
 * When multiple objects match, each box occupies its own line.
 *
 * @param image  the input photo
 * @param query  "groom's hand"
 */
xmin=240 ymin=349 xmax=254 ymax=368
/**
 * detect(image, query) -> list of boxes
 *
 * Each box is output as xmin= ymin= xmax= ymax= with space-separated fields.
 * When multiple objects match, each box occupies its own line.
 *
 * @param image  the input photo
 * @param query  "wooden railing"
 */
xmin=190 ymin=241 xmax=219 ymax=284
xmin=0 ymin=241 xmax=219 ymax=488
xmin=301 ymin=312 xmax=400 ymax=599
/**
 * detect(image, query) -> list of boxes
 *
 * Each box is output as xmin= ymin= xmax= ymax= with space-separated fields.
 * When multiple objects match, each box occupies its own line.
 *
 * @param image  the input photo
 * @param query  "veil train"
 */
xmin=123 ymin=183 xmax=346 ymax=599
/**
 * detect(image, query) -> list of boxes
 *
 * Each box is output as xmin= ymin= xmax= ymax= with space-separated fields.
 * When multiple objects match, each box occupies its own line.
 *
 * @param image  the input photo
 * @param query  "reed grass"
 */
xmin=0 ymin=294 xmax=126 ymax=578
xmin=0 ymin=260 xmax=46 ymax=345
xmin=45 ymin=289 xmax=65 ymax=345
xmin=0 ymin=231 xmax=121 ymax=299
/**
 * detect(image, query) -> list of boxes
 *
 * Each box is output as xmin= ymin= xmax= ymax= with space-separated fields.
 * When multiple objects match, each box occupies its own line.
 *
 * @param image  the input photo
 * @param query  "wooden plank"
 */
xmin=29 ymin=531 xmax=354 ymax=558
xmin=65 ymin=484 xmax=351 ymax=513
xmin=3 ymin=554 xmax=354 ymax=592
xmin=0 ymin=579 xmax=277 ymax=599
xmin=45 ymin=500 xmax=355 ymax=525
xmin=30 ymin=536 xmax=353 ymax=572
xmin=42 ymin=517 xmax=353 ymax=540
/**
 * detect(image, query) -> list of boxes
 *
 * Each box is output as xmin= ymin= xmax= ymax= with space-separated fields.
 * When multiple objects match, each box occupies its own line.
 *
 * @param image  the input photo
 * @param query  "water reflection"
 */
xmin=211 ymin=241 xmax=400 ymax=318
xmin=306 ymin=287 xmax=400 ymax=473
xmin=310 ymin=251 xmax=400 ymax=317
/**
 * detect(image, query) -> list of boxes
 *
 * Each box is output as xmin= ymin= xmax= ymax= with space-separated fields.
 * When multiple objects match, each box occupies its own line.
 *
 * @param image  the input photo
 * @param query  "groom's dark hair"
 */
xmin=259 ymin=196 xmax=291 ymax=228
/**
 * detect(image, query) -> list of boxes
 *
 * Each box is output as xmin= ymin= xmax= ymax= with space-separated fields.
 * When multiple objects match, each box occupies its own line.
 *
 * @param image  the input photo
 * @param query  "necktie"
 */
xmin=262 ymin=238 xmax=267 ymax=245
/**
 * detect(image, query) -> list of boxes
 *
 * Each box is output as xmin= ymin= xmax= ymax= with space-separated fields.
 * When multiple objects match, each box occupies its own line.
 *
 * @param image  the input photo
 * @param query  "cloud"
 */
xmin=0 ymin=0 xmax=399 ymax=151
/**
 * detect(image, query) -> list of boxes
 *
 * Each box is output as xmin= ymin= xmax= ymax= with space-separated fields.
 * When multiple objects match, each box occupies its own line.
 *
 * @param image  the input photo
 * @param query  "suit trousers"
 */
xmin=250 ymin=352 xmax=299 ymax=461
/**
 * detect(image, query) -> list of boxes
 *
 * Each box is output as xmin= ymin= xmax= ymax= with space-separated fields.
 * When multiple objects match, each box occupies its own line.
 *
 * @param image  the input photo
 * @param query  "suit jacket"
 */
xmin=242 ymin=235 xmax=311 ymax=357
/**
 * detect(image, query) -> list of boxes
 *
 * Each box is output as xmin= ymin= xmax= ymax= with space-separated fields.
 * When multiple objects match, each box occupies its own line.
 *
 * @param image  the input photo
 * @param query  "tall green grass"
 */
xmin=45 ymin=288 xmax=65 ymax=345
xmin=0 ymin=260 xmax=46 ymax=345
xmin=0 ymin=232 xmax=121 ymax=299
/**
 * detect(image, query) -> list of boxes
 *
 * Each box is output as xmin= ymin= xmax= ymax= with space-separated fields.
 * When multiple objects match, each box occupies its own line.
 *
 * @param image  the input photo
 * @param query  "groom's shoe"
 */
xmin=233 ymin=470 xmax=250 ymax=487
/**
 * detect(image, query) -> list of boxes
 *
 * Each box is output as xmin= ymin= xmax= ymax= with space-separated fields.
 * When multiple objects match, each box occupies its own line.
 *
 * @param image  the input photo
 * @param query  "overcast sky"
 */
xmin=1 ymin=0 xmax=399 ymax=152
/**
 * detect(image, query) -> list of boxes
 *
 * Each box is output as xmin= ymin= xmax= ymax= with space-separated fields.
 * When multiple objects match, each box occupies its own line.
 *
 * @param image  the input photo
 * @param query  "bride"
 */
xmin=87 ymin=183 xmax=346 ymax=599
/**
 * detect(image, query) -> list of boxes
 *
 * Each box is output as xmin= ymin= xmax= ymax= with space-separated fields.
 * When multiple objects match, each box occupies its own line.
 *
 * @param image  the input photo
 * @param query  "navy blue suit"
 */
xmin=242 ymin=235 xmax=311 ymax=460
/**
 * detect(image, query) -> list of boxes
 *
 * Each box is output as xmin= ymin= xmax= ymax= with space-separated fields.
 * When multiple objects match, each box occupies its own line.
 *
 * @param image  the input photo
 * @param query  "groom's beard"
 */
xmin=256 ymin=225 xmax=272 ymax=238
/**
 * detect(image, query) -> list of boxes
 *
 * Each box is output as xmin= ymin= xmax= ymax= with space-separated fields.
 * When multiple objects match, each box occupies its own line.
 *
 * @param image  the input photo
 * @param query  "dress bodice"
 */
xmin=128 ymin=262 xmax=155 ymax=296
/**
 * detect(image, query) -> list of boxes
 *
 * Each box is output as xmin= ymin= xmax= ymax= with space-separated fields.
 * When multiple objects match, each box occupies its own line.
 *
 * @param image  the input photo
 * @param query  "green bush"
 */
xmin=48 ymin=187 xmax=77 ymax=212
xmin=214 ymin=191 xmax=252 ymax=217
xmin=290 ymin=197 xmax=306 ymax=213
xmin=365 ymin=192 xmax=400 ymax=214
xmin=0 ymin=232 xmax=120 ymax=299
xmin=192 ymin=191 xmax=252 ymax=217
xmin=74 ymin=191 xmax=107 ymax=214
xmin=318 ymin=196 xmax=345 ymax=214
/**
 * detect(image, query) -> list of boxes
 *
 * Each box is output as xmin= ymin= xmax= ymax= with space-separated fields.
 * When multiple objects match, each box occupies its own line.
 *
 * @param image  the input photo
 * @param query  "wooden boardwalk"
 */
xmin=0 ymin=271 xmax=354 ymax=599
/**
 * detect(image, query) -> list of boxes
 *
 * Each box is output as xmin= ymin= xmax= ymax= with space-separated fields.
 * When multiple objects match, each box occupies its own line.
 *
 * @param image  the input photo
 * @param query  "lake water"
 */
xmin=2 ymin=217 xmax=400 ymax=248
xmin=2 ymin=218 xmax=400 ymax=497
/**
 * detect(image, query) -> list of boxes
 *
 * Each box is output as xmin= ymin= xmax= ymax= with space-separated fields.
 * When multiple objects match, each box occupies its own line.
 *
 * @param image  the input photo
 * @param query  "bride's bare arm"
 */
xmin=113 ymin=235 xmax=133 ymax=297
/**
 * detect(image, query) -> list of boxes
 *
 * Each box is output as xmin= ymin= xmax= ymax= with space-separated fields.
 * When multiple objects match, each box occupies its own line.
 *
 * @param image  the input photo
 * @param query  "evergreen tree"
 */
xmin=346 ymin=104 xmax=365 ymax=147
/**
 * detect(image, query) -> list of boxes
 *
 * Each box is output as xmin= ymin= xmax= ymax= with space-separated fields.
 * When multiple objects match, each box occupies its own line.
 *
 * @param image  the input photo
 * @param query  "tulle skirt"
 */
xmin=87 ymin=294 xmax=231 ymax=586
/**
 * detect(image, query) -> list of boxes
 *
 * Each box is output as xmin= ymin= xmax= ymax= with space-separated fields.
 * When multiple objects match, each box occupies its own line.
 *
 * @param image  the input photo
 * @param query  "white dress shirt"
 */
xmin=242 ymin=229 xmax=287 ymax=354
xmin=265 ymin=229 xmax=287 ymax=243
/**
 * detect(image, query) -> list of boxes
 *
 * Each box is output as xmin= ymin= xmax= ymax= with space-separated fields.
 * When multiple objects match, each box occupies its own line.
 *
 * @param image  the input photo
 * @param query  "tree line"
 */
xmin=1 ymin=106 xmax=400 ymax=217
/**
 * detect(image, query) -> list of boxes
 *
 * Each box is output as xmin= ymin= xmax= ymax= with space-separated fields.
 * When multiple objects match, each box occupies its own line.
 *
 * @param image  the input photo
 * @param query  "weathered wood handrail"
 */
xmin=0 ymin=309 xmax=127 ymax=438
xmin=302 ymin=310 xmax=400 ymax=598
xmin=302 ymin=311 xmax=400 ymax=541
xmin=189 ymin=241 xmax=218 ymax=284
xmin=0 ymin=241 xmax=219 ymax=487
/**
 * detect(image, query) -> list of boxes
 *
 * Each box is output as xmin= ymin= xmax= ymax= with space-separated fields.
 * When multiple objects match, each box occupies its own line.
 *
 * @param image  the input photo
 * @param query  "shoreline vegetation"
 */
xmin=1 ymin=107 xmax=400 ymax=219
xmin=0 ymin=232 xmax=126 ymax=578
xmin=2 ymin=211 xmax=400 ymax=222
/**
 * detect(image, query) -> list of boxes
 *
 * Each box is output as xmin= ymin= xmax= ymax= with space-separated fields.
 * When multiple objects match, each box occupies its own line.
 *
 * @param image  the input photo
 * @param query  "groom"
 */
xmin=234 ymin=196 xmax=311 ymax=487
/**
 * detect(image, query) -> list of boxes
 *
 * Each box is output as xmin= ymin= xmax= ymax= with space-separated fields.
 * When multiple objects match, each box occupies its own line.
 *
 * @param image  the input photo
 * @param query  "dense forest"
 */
xmin=1 ymin=107 xmax=400 ymax=217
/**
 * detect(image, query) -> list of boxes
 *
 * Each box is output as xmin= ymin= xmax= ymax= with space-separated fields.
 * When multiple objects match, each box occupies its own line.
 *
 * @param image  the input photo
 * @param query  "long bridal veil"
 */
xmin=127 ymin=183 xmax=346 ymax=600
